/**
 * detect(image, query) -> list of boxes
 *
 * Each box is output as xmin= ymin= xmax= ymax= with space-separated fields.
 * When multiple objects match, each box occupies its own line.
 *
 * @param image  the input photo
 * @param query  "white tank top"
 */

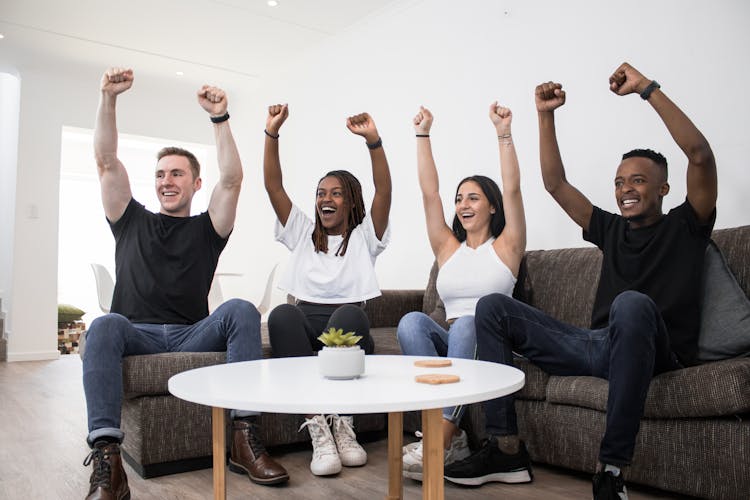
xmin=436 ymin=238 xmax=517 ymax=320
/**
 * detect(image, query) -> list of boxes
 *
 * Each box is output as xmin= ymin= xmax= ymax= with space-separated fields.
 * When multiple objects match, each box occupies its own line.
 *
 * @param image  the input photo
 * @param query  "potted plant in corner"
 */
xmin=317 ymin=327 xmax=365 ymax=380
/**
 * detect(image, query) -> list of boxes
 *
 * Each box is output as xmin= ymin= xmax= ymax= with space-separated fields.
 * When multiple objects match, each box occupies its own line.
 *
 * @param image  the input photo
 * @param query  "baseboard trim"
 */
xmin=6 ymin=350 xmax=60 ymax=362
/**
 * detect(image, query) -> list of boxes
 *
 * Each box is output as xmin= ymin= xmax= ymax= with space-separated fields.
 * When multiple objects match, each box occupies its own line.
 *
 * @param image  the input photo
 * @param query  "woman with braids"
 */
xmin=397 ymin=103 xmax=526 ymax=481
xmin=262 ymin=103 xmax=392 ymax=477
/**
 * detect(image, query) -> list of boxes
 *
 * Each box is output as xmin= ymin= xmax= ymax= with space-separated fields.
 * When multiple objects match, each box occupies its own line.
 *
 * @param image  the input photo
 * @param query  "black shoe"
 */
xmin=443 ymin=437 xmax=533 ymax=486
xmin=593 ymin=470 xmax=628 ymax=500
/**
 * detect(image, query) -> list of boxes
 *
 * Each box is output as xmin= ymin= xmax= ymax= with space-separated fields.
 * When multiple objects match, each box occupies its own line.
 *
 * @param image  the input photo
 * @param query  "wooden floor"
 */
xmin=0 ymin=356 xmax=685 ymax=500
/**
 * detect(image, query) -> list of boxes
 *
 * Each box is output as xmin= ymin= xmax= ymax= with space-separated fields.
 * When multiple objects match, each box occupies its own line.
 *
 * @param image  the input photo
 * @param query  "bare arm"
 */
xmin=94 ymin=67 xmax=134 ymax=223
xmin=489 ymin=102 xmax=526 ymax=276
xmin=346 ymin=113 xmax=392 ymax=240
xmin=200 ymin=86 xmax=242 ymax=239
xmin=413 ymin=106 xmax=458 ymax=264
xmin=536 ymin=82 xmax=594 ymax=231
xmin=609 ymin=62 xmax=717 ymax=222
xmin=263 ymin=104 xmax=293 ymax=225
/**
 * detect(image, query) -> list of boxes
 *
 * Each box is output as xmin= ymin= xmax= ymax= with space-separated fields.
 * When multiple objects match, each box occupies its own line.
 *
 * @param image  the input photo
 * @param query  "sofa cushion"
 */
xmin=544 ymin=357 xmax=750 ymax=418
xmin=522 ymin=247 xmax=601 ymax=328
xmin=698 ymin=240 xmax=750 ymax=361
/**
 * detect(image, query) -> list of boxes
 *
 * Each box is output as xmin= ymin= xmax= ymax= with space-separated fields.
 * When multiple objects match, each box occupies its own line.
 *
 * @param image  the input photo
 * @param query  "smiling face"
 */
xmin=155 ymin=155 xmax=201 ymax=217
xmin=454 ymin=180 xmax=495 ymax=237
xmin=614 ymin=156 xmax=669 ymax=228
xmin=316 ymin=175 xmax=349 ymax=235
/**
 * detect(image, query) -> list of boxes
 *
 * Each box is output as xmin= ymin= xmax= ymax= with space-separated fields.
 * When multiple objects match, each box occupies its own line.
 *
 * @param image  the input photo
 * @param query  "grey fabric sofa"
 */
xmin=117 ymin=225 xmax=749 ymax=500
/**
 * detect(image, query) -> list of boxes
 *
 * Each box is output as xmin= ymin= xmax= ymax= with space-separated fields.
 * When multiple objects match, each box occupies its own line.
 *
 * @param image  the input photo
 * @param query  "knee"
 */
xmin=476 ymin=293 xmax=514 ymax=318
xmin=86 ymin=313 xmax=130 ymax=344
xmin=216 ymin=298 xmax=260 ymax=323
xmin=610 ymin=291 xmax=657 ymax=320
xmin=396 ymin=312 xmax=428 ymax=343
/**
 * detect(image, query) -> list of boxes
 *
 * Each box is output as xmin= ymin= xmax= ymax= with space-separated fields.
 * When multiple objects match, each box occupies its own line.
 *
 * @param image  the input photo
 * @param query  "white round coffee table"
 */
xmin=169 ymin=355 xmax=524 ymax=500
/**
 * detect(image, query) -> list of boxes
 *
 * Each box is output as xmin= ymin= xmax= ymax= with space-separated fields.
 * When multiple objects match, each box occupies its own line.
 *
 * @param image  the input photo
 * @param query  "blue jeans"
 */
xmin=82 ymin=298 xmax=262 ymax=446
xmin=397 ymin=311 xmax=477 ymax=423
xmin=476 ymin=291 xmax=681 ymax=466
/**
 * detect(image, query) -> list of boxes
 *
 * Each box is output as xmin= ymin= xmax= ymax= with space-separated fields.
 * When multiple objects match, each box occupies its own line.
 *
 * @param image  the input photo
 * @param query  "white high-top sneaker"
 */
xmin=329 ymin=415 xmax=368 ymax=467
xmin=299 ymin=415 xmax=342 ymax=476
xmin=403 ymin=429 xmax=470 ymax=481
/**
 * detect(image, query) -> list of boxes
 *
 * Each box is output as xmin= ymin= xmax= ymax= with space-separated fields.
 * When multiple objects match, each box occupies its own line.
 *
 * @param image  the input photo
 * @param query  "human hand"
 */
xmin=346 ymin=112 xmax=379 ymax=143
xmin=413 ymin=106 xmax=433 ymax=135
xmin=266 ymin=104 xmax=289 ymax=135
xmin=197 ymin=85 xmax=228 ymax=117
xmin=535 ymin=82 xmax=566 ymax=112
xmin=100 ymin=67 xmax=134 ymax=96
xmin=489 ymin=101 xmax=512 ymax=135
xmin=609 ymin=62 xmax=650 ymax=96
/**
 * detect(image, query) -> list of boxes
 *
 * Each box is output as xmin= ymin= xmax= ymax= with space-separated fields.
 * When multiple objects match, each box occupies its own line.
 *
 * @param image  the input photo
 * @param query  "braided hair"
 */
xmin=312 ymin=170 xmax=366 ymax=256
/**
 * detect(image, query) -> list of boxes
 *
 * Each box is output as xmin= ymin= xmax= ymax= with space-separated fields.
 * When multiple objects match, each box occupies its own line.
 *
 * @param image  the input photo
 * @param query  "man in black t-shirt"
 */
xmin=82 ymin=68 xmax=289 ymax=500
xmin=444 ymin=63 xmax=717 ymax=500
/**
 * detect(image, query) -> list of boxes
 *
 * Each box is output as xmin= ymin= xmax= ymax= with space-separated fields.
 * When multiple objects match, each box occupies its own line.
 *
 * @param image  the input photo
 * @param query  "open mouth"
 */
xmin=621 ymin=198 xmax=638 ymax=208
xmin=161 ymin=190 xmax=178 ymax=198
xmin=320 ymin=206 xmax=337 ymax=217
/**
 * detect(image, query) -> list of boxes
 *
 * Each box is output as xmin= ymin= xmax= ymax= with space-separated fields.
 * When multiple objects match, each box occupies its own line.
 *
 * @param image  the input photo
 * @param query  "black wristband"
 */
xmin=264 ymin=129 xmax=279 ymax=139
xmin=366 ymin=137 xmax=383 ymax=150
xmin=416 ymin=134 xmax=430 ymax=138
xmin=640 ymin=80 xmax=660 ymax=100
xmin=210 ymin=112 xmax=230 ymax=123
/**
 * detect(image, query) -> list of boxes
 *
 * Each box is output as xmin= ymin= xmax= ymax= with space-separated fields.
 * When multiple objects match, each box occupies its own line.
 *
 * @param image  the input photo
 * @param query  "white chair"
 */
xmin=208 ymin=263 xmax=279 ymax=315
xmin=90 ymin=263 xmax=114 ymax=314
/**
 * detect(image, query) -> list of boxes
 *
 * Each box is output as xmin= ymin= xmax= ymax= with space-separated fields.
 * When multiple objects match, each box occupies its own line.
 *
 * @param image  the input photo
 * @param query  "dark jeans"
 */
xmin=82 ymin=298 xmax=262 ymax=446
xmin=268 ymin=302 xmax=374 ymax=357
xmin=476 ymin=291 xmax=681 ymax=466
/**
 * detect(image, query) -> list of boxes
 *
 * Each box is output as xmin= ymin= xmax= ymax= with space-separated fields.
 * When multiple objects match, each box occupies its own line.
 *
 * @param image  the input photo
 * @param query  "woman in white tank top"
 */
xmin=397 ymin=104 xmax=526 ymax=480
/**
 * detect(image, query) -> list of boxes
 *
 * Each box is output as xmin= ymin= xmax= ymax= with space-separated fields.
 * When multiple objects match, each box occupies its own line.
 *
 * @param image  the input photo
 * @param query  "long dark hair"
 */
xmin=312 ymin=170 xmax=365 ymax=256
xmin=451 ymin=175 xmax=505 ymax=242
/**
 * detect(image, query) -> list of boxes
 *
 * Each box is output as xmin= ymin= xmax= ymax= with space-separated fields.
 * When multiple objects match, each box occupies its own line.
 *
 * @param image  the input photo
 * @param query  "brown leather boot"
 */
xmin=83 ymin=441 xmax=131 ymax=500
xmin=229 ymin=418 xmax=289 ymax=485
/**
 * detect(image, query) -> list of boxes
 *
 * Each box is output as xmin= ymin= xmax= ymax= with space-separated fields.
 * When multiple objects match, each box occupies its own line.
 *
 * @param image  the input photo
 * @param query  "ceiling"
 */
xmin=0 ymin=0 xmax=399 ymax=87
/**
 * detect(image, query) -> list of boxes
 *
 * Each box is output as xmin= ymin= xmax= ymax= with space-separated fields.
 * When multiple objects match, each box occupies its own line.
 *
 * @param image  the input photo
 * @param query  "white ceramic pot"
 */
xmin=318 ymin=346 xmax=365 ymax=380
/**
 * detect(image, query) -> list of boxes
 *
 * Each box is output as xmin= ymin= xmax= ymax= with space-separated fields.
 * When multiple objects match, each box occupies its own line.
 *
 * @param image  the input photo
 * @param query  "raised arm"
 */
xmin=263 ymin=104 xmax=293 ymax=225
xmin=346 ymin=113 xmax=392 ymax=240
xmin=536 ymin=82 xmax=594 ymax=231
xmin=413 ymin=106 xmax=457 ymax=263
xmin=609 ymin=62 xmax=717 ymax=222
xmin=94 ymin=67 xmax=134 ymax=223
xmin=200 ymin=86 xmax=242 ymax=238
xmin=489 ymin=102 xmax=526 ymax=276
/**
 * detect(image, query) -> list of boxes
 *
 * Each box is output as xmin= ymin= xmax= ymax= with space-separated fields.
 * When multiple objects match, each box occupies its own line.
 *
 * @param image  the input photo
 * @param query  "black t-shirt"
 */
xmin=584 ymin=199 xmax=715 ymax=366
xmin=109 ymin=199 xmax=228 ymax=324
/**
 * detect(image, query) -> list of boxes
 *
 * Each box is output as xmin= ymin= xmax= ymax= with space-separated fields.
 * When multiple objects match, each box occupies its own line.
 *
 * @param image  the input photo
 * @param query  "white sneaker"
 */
xmin=299 ymin=415 xmax=341 ymax=476
xmin=403 ymin=429 xmax=471 ymax=481
xmin=329 ymin=415 xmax=367 ymax=467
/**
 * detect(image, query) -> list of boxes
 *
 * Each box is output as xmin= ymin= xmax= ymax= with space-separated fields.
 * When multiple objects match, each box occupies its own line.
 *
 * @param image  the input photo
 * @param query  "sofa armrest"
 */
xmin=366 ymin=289 xmax=424 ymax=328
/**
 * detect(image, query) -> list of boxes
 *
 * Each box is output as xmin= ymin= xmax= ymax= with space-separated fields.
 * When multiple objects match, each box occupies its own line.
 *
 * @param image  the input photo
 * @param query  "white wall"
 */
xmin=0 ymin=72 xmax=20 ymax=319
xmin=249 ymin=0 xmax=750 ymax=290
xmin=4 ymin=0 xmax=750 ymax=359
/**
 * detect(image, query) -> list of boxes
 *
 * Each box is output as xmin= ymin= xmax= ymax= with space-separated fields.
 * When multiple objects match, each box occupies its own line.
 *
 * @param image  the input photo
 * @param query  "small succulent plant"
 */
xmin=317 ymin=327 xmax=363 ymax=347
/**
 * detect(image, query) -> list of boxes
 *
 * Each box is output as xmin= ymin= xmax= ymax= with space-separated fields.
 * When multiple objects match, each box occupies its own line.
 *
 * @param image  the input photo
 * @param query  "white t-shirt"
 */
xmin=436 ymin=238 xmax=517 ymax=320
xmin=275 ymin=204 xmax=390 ymax=304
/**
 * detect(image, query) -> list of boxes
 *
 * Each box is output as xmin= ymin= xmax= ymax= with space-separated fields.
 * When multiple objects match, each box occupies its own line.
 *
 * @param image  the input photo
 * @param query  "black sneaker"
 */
xmin=443 ymin=437 xmax=533 ymax=486
xmin=593 ymin=470 xmax=628 ymax=500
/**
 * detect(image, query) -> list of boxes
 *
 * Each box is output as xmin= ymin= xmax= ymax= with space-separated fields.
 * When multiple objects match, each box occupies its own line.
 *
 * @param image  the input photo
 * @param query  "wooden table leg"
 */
xmin=422 ymin=408 xmax=444 ymax=500
xmin=212 ymin=407 xmax=226 ymax=500
xmin=386 ymin=411 xmax=403 ymax=500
